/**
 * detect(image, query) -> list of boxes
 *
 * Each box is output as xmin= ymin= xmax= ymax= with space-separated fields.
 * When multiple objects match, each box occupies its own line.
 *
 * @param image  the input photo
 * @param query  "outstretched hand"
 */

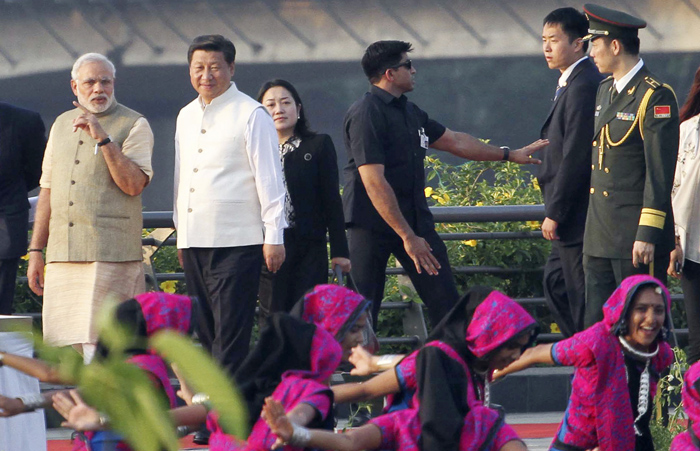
xmin=509 ymin=139 xmax=548 ymax=164
xmin=349 ymin=346 xmax=374 ymax=376
xmin=261 ymin=397 xmax=293 ymax=449
xmin=53 ymin=390 xmax=102 ymax=431
xmin=0 ymin=394 xmax=25 ymax=417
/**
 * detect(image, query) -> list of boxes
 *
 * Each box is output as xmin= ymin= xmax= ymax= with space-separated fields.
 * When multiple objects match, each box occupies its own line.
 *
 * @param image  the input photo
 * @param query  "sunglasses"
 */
xmin=389 ymin=59 xmax=412 ymax=71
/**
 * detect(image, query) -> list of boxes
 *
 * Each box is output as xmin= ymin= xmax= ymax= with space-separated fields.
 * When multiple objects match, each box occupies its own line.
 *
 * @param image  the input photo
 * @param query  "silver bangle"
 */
xmin=376 ymin=354 xmax=399 ymax=371
xmin=191 ymin=393 xmax=212 ymax=412
xmin=17 ymin=393 xmax=45 ymax=412
xmin=99 ymin=413 xmax=110 ymax=428
xmin=287 ymin=423 xmax=311 ymax=447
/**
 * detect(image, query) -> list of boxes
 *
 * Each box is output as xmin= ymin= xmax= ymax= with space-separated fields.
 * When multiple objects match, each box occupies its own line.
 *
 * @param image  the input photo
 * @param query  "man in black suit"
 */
xmin=538 ymin=8 xmax=603 ymax=337
xmin=0 ymin=103 xmax=46 ymax=314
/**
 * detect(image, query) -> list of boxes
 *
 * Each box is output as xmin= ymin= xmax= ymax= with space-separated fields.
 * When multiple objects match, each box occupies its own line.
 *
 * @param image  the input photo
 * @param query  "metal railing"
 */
xmin=19 ymin=204 xmax=689 ymax=347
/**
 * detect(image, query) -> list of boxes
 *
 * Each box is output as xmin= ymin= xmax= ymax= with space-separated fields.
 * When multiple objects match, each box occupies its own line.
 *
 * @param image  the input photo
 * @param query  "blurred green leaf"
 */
xmin=150 ymin=331 xmax=249 ymax=440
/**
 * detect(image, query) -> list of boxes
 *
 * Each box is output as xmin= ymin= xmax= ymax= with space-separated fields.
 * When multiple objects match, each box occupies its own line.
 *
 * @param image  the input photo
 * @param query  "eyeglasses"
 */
xmin=79 ymin=77 xmax=114 ymax=89
xmin=389 ymin=59 xmax=412 ymax=71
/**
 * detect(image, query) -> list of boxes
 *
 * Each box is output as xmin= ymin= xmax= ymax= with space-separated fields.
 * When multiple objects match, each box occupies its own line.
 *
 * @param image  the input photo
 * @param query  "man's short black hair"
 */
xmin=187 ymin=35 xmax=236 ymax=65
xmin=595 ymin=35 xmax=641 ymax=57
xmin=361 ymin=40 xmax=413 ymax=83
xmin=544 ymin=7 xmax=589 ymax=52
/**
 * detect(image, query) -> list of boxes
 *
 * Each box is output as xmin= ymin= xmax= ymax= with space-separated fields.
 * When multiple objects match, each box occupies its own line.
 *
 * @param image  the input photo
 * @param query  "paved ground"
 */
xmin=510 ymin=411 xmax=563 ymax=451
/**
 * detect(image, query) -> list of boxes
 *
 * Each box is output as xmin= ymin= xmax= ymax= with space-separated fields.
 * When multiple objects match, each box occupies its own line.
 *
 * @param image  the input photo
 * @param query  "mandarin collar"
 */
xmin=199 ymin=82 xmax=238 ymax=110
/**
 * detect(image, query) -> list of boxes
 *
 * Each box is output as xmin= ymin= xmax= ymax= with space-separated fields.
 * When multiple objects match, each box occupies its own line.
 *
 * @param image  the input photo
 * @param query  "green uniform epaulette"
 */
xmin=644 ymin=76 xmax=661 ymax=89
xmin=602 ymin=75 xmax=614 ymax=83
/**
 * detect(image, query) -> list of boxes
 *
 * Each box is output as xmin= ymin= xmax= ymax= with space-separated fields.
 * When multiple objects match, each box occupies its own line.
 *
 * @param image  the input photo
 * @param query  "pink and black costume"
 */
xmin=670 ymin=361 xmax=700 ymax=450
xmin=207 ymin=284 xmax=371 ymax=451
xmin=550 ymin=275 xmax=674 ymax=451
xmin=370 ymin=287 xmax=537 ymax=451
xmin=73 ymin=292 xmax=196 ymax=451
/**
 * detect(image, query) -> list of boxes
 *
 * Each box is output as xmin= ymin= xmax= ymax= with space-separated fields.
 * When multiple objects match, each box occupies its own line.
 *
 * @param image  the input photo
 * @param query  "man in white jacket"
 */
xmin=174 ymin=35 xmax=286 ymax=377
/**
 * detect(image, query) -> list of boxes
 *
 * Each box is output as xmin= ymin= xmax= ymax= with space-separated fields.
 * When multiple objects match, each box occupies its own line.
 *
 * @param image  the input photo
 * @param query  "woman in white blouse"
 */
xmin=669 ymin=66 xmax=700 ymax=364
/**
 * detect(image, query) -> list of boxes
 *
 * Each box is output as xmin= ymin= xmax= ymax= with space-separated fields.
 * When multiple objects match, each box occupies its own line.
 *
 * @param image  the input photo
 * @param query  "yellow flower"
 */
xmin=526 ymin=221 xmax=541 ymax=230
xmin=462 ymin=240 xmax=477 ymax=247
xmin=433 ymin=194 xmax=448 ymax=205
xmin=160 ymin=280 xmax=178 ymax=294
xmin=424 ymin=187 xmax=434 ymax=197
xmin=550 ymin=323 xmax=561 ymax=334
xmin=475 ymin=201 xmax=484 ymax=207
xmin=21 ymin=253 xmax=30 ymax=261
xmin=532 ymin=178 xmax=541 ymax=191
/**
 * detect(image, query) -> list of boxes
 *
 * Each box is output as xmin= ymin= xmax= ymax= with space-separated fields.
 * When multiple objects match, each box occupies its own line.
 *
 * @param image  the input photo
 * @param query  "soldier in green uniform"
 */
xmin=582 ymin=3 xmax=679 ymax=327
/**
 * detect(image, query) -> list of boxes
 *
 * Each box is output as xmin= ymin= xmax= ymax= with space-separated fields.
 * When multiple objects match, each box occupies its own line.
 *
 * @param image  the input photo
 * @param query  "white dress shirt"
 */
xmin=558 ymin=56 xmax=589 ymax=88
xmin=174 ymin=82 xmax=286 ymax=248
xmin=614 ymin=58 xmax=644 ymax=94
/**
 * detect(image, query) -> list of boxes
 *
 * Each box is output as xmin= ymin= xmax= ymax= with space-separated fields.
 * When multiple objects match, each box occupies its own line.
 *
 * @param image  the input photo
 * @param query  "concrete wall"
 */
xmin=1 ymin=0 xmax=700 ymax=78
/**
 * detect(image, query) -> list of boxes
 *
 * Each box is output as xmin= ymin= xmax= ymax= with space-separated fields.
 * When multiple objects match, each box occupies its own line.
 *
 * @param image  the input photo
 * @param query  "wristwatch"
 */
xmin=97 ymin=136 xmax=112 ymax=147
xmin=500 ymin=146 xmax=510 ymax=162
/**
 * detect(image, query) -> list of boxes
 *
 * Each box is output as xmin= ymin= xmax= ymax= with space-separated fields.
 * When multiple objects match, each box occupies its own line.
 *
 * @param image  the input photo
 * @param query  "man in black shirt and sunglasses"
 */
xmin=343 ymin=40 xmax=548 ymax=327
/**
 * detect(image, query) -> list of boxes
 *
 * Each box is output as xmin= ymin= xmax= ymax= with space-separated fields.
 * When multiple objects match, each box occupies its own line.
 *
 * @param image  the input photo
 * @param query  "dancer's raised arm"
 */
xmin=493 ymin=344 xmax=554 ymax=380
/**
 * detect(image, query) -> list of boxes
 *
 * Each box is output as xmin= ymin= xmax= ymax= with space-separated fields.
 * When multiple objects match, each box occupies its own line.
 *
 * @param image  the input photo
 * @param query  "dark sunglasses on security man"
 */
xmin=390 ymin=59 xmax=412 ymax=71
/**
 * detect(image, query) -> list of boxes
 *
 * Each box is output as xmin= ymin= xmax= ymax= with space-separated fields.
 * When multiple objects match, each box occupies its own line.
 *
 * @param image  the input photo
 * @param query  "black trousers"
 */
xmin=348 ymin=226 xmax=458 ymax=328
xmin=682 ymin=259 xmax=700 ymax=364
xmin=543 ymin=241 xmax=586 ymax=338
xmin=182 ymin=246 xmax=263 ymax=377
xmin=0 ymin=257 xmax=20 ymax=315
xmin=583 ymin=253 xmax=669 ymax=328
xmin=258 ymin=228 xmax=328 ymax=322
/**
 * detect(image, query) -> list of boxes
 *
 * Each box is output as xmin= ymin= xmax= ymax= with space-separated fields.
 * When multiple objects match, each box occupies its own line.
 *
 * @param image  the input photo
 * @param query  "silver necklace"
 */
xmin=619 ymin=336 xmax=658 ymax=435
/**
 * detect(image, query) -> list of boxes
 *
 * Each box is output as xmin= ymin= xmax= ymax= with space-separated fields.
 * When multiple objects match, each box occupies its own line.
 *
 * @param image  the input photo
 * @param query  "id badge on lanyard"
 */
xmin=418 ymin=127 xmax=429 ymax=150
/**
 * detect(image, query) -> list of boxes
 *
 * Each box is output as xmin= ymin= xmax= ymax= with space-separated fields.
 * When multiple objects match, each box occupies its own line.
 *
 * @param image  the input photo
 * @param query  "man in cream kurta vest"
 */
xmin=174 ymin=35 xmax=286 ymax=381
xmin=27 ymin=53 xmax=153 ymax=362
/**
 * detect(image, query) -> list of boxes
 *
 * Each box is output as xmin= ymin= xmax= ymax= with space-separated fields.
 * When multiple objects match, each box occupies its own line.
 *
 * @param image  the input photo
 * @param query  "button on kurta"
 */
xmin=69 ymin=201 xmax=74 ymax=206
xmin=75 ymin=160 xmax=80 ymax=164
xmin=193 ymin=168 xmax=198 ymax=173
xmin=198 ymin=149 xmax=203 ymax=153
xmin=201 ymin=129 xmax=206 ymax=134
xmin=188 ymin=208 xmax=192 ymax=213
xmin=78 ymin=140 xmax=84 ymax=145
xmin=69 ymin=222 xmax=74 ymax=227
xmin=71 ymin=180 xmax=76 ymax=185
xmin=190 ymin=188 xmax=195 ymax=193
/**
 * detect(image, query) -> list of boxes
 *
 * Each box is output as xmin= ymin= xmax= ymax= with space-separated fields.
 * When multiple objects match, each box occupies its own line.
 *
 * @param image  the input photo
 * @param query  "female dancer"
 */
xmin=60 ymin=285 xmax=374 ymax=451
xmin=204 ymin=284 xmax=371 ymax=451
xmin=257 ymin=80 xmax=350 ymax=319
xmin=669 ymin=65 xmax=700 ymax=364
xmin=495 ymin=274 xmax=674 ymax=451
xmin=262 ymin=287 xmax=538 ymax=451
xmin=1 ymin=292 xmax=196 ymax=450
xmin=670 ymin=360 xmax=700 ymax=450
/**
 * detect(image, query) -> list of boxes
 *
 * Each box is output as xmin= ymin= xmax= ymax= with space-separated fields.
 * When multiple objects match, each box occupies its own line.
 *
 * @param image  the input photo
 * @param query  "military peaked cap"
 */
xmin=583 ymin=4 xmax=646 ymax=41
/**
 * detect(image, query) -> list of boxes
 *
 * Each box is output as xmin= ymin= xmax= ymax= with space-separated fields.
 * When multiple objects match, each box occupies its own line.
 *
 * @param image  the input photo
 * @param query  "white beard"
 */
xmin=78 ymin=93 xmax=115 ymax=114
